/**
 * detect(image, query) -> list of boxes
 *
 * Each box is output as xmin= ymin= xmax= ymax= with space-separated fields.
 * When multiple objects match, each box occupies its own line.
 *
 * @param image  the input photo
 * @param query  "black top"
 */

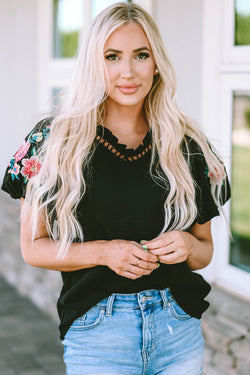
xmin=1 ymin=118 xmax=231 ymax=340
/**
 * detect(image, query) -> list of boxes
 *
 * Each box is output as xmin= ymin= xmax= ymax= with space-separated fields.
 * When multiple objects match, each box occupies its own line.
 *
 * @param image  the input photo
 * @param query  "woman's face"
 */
xmin=104 ymin=22 xmax=156 ymax=110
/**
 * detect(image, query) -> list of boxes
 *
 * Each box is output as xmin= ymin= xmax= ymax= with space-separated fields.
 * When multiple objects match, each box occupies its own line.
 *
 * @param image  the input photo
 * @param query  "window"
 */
xmin=230 ymin=91 xmax=250 ymax=273
xmin=234 ymin=0 xmax=250 ymax=46
xmin=222 ymin=0 xmax=250 ymax=64
xmin=214 ymin=1 xmax=250 ymax=298
xmin=53 ymin=0 xmax=83 ymax=58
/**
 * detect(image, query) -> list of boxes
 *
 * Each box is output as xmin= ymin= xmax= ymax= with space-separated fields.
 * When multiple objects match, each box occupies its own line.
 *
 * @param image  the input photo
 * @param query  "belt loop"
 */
xmin=160 ymin=289 xmax=168 ymax=310
xmin=106 ymin=294 xmax=115 ymax=316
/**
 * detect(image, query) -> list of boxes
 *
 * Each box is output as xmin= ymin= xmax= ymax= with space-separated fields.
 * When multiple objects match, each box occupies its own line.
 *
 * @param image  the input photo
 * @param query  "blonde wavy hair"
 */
xmin=25 ymin=2 xmax=227 ymax=258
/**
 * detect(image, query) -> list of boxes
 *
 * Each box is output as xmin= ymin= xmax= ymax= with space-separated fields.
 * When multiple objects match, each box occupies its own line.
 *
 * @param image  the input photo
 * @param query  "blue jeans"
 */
xmin=62 ymin=288 xmax=204 ymax=375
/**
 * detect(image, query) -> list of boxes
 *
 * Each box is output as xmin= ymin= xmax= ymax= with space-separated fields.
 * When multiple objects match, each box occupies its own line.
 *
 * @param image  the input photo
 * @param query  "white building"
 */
xmin=1 ymin=0 xmax=250 ymax=311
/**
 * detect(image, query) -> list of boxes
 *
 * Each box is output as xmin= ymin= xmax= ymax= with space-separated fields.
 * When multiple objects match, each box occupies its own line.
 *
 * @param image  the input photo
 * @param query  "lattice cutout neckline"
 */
xmin=96 ymin=125 xmax=152 ymax=162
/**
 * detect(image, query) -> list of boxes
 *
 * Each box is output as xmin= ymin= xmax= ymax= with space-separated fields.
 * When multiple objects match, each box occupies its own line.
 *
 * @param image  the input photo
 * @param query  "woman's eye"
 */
xmin=136 ymin=52 xmax=150 ymax=60
xmin=105 ymin=54 xmax=118 ymax=61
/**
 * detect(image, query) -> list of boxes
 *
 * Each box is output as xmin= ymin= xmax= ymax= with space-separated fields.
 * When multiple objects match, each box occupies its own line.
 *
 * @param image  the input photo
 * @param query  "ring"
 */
xmin=136 ymin=259 xmax=141 ymax=267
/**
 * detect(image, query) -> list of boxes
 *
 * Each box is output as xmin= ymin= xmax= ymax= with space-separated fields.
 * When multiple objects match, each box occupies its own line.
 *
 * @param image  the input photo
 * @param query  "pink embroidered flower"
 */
xmin=21 ymin=156 xmax=42 ymax=179
xmin=207 ymin=167 xmax=226 ymax=184
xmin=8 ymin=162 xmax=20 ymax=176
xmin=14 ymin=140 xmax=30 ymax=162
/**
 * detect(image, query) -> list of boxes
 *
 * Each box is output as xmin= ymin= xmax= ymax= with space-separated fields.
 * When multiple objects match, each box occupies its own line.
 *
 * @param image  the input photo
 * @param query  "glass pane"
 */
xmin=235 ymin=0 xmax=250 ymax=46
xmin=92 ymin=0 xmax=127 ymax=18
xmin=52 ymin=87 xmax=65 ymax=109
xmin=230 ymin=91 xmax=250 ymax=273
xmin=53 ymin=0 xmax=83 ymax=58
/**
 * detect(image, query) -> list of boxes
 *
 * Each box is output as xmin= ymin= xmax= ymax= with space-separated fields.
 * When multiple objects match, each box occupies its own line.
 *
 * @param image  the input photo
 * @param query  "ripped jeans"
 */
xmin=62 ymin=288 xmax=204 ymax=375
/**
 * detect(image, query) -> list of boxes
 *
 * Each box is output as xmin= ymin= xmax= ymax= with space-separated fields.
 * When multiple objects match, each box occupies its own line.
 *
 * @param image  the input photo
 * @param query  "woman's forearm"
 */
xmin=21 ymin=236 xmax=108 ymax=271
xmin=20 ymin=236 xmax=159 ymax=280
xmin=185 ymin=233 xmax=213 ymax=271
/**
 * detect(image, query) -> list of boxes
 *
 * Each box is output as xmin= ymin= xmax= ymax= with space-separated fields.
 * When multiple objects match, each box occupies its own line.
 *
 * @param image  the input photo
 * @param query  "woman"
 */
xmin=2 ymin=2 xmax=230 ymax=374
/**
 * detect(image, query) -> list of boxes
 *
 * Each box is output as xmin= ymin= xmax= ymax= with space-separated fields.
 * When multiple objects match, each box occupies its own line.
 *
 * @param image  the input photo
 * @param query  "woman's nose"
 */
xmin=120 ymin=59 xmax=134 ymax=79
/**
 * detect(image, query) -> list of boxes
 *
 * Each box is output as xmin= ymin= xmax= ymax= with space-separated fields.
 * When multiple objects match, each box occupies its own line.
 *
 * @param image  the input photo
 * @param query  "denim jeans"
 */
xmin=62 ymin=288 xmax=204 ymax=375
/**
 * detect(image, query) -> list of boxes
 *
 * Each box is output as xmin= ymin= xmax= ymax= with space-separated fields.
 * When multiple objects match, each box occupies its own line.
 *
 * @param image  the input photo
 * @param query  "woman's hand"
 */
xmin=141 ymin=221 xmax=214 ymax=271
xmin=142 ymin=230 xmax=191 ymax=265
xmin=101 ymin=239 xmax=159 ymax=280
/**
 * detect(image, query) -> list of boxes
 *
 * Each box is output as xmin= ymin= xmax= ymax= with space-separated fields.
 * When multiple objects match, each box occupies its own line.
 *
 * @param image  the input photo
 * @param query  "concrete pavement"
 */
xmin=0 ymin=278 xmax=65 ymax=375
xmin=0 ymin=277 xmax=249 ymax=374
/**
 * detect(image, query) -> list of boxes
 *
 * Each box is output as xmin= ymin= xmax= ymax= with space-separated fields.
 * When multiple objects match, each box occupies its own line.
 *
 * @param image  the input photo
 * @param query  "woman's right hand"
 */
xmin=101 ymin=239 xmax=159 ymax=280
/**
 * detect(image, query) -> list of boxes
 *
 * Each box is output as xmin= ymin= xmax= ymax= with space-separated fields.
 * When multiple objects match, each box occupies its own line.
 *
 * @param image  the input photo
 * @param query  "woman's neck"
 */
xmin=103 ymin=101 xmax=149 ymax=139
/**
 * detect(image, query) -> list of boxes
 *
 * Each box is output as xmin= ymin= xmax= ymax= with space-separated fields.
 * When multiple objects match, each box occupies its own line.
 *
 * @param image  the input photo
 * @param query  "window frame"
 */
xmin=222 ymin=0 xmax=250 ymax=65
xmin=215 ymin=0 xmax=250 ymax=299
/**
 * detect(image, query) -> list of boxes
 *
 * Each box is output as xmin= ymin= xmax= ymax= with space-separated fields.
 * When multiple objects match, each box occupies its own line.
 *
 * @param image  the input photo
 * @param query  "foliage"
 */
xmin=231 ymin=145 xmax=250 ymax=239
xmin=61 ymin=31 xmax=79 ymax=58
xmin=235 ymin=13 xmax=250 ymax=45
xmin=244 ymin=107 xmax=250 ymax=129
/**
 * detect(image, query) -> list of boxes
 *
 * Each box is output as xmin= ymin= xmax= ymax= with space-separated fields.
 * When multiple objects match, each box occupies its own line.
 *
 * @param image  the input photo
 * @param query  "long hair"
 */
xmin=25 ymin=2 xmax=227 ymax=257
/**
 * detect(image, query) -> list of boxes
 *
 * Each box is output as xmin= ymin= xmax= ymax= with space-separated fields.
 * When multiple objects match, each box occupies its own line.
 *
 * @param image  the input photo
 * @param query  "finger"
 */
xmin=130 ymin=255 xmax=153 ymax=268
xmin=142 ymin=232 xmax=178 ymax=250
xmin=132 ymin=247 xmax=158 ymax=263
xmin=122 ymin=271 xmax=143 ymax=280
xmin=149 ymin=247 xmax=174 ymax=256
xmin=129 ymin=265 xmax=153 ymax=276
xmin=158 ymin=249 xmax=187 ymax=264
xmin=134 ymin=259 xmax=159 ymax=271
xmin=143 ymin=238 xmax=174 ymax=251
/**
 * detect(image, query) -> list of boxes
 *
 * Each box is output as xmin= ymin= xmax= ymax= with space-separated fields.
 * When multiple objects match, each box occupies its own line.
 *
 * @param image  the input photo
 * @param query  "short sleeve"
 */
xmin=1 ymin=118 xmax=52 ymax=199
xmin=184 ymin=137 xmax=231 ymax=225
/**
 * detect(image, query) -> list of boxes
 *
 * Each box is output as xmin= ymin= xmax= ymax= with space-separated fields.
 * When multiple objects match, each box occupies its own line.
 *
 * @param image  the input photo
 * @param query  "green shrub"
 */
xmin=244 ymin=107 xmax=250 ymax=129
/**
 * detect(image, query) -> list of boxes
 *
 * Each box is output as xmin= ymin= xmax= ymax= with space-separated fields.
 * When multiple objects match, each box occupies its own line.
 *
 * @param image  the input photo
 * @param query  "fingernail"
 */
xmin=140 ymin=240 xmax=146 ymax=244
xmin=157 ymin=263 xmax=160 ymax=269
xmin=142 ymin=245 xmax=148 ymax=251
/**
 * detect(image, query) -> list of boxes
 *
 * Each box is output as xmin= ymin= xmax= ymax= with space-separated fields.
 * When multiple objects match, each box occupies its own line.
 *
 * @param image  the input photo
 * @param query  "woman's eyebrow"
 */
xmin=104 ymin=48 xmax=122 ymax=54
xmin=104 ymin=47 xmax=150 ymax=54
xmin=133 ymin=47 xmax=150 ymax=53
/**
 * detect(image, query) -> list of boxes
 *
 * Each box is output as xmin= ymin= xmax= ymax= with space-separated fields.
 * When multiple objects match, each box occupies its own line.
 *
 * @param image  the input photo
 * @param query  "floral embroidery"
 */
xmin=205 ymin=166 xmax=226 ymax=185
xmin=32 ymin=132 xmax=43 ymax=142
xmin=21 ymin=156 xmax=42 ymax=180
xmin=14 ymin=140 xmax=30 ymax=162
xmin=7 ymin=122 xmax=51 ymax=182
xmin=8 ymin=162 xmax=20 ymax=180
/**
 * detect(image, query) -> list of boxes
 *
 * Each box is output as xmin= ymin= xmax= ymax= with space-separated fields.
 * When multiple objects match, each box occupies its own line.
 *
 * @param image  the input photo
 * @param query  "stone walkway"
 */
xmin=202 ymin=286 xmax=250 ymax=375
xmin=0 ymin=276 xmax=249 ymax=375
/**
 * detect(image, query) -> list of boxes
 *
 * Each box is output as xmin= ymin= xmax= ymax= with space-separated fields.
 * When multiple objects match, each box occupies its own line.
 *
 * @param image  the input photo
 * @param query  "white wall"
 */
xmin=0 ymin=0 xmax=39 ymax=180
xmin=154 ymin=0 xmax=203 ymax=124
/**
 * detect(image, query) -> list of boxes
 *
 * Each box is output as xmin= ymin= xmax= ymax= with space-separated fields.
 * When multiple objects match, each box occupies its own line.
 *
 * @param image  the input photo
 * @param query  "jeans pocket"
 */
xmin=70 ymin=307 xmax=105 ymax=331
xmin=168 ymin=299 xmax=193 ymax=321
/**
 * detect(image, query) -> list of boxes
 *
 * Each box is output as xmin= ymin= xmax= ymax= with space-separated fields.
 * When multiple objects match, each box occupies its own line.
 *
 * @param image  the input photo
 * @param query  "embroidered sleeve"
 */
xmin=1 ymin=118 xmax=52 ymax=199
xmin=184 ymin=137 xmax=231 ymax=225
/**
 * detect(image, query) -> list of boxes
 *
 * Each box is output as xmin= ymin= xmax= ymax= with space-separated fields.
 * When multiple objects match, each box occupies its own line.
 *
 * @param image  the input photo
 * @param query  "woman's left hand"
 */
xmin=143 ymin=230 xmax=192 ymax=265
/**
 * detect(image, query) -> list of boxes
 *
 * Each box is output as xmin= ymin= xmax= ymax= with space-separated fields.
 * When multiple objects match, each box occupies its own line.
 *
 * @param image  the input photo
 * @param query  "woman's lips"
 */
xmin=118 ymin=85 xmax=140 ymax=94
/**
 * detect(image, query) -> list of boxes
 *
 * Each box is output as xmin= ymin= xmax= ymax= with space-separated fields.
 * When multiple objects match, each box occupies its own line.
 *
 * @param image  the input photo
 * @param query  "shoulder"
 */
xmin=181 ymin=135 xmax=221 ymax=190
xmin=10 ymin=117 xmax=52 ymax=177
xmin=181 ymin=135 xmax=209 ymax=174
xmin=181 ymin=135 xmax=231 ymax=223
xmin=1 ymin=117 xmax=53 ymax=199
xmin=24 ymin=117 xmax=52 ymax=145
xmin=182 ymin=135 xmax=205 ymax=158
